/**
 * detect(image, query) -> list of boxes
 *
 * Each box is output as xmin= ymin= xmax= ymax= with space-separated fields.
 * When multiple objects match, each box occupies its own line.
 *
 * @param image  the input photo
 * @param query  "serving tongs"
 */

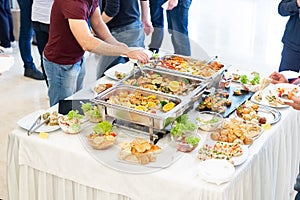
xmin=129 ymin=58 xmax=146 ymax=78
xmin=27 ymin=115 xmax=50 ymax=136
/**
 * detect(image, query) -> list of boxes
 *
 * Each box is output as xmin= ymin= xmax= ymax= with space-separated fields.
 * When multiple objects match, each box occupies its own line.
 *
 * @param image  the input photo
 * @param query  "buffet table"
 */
xmin=7 ymin=77 xmax=300 ymax=200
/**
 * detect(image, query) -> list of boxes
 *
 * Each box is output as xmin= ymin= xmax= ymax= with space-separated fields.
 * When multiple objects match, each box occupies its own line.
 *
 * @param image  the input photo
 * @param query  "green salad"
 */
xmin=240 ymin=72 xmax=260 ymax=85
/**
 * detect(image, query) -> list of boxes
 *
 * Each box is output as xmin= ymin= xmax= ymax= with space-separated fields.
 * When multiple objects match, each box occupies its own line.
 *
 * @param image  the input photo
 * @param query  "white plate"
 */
xmin=198 ymin=159 xmax=235 ymax=185
xmin=17 ymin=110 xmax=60 ymax=133
xmin=91 ymin=79 xmax=115 ymax=96
xmin=78 ymin=128 xmax=183 ymax=174
xmin=273 ymin=83 xmax=300 ymax=102
xmin=280 ymin=70 xmax=300 ymax=79
xmin=231 ymin=145 xmax=248 ymax=166
xmin=104 ymin=62 xmax=134 ymax=80
xmin=250 ymin=84 xmax=289 ymax=108
xmin=198 ymin=140 xmax=249 ymax=166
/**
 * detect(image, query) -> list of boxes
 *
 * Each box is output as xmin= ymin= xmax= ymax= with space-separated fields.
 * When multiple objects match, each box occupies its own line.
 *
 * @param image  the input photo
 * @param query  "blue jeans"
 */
xmin=279 ymin=45 xmax=300 ymax=72
xmin=17 ymin=0 xmax=36 ymax=69
xmin=0 ymin=0 xmax=14 ymax=47
xmin=96 ymin=21 xmax=145 ymax=79
xmin=43 ymin=55 xmax=85 ymax=106
xmin=149 ymin=0 xmax=192 ymax=56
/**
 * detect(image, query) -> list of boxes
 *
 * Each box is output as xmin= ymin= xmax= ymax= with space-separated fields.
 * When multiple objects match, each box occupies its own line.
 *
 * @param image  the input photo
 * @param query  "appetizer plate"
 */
xmin=198 ymin=159 xmax=235 ymax=185
xmin=17 ymin=110 xmax=60 ymax=133
xmin=231 ymin=145 xmax=249 ymax=166
xmin=91 ymin=79 xmax=115 ymax=96
xmin=273 ymin=83 xmax=300 ymax=103
xmin=78 ymin=129 xmax=183 ymax=174
xmin=198 ymin=141 xmax=249 ymax=167
xmin=234 ymin=105 xmax=281 ymax=124
xmin=104 ymin=62 xmax=134 ymax=80
xmin=250 ymin=84 xmax=289 ymax=108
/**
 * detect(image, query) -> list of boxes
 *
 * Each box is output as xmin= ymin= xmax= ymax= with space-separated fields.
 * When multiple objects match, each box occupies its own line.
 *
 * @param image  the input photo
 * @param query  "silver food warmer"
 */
xmin=120 ymin=66 xmax=208 ymax=103
xmin=92 ymin=85 xmax=193 ymax=142
xmin=148 ymin=54 xmax=229 ymax=84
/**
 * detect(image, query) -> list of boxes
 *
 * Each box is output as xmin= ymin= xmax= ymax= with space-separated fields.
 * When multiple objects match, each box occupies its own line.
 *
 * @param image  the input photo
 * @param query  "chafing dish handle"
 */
xmin=191 ymin=83 xmax=207 ymax=102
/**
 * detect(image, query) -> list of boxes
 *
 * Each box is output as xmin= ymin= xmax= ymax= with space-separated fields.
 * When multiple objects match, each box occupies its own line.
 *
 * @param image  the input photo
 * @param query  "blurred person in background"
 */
xmin=43 ymin=0 xmax=149 ymax=106
xmin=148 ymin=0 xmax=192 ymax=56
xmin=96 ymin=0 xmax=153 ymax=79
xmin=17 ymin=0 xmax=44 ymax=80
xmin=278 ymin=0 xmax=300 ymax=72
xmin=31 ymin=0 xmax=54 ymax=86
xmin=0 ymin=0 xmax=15 ymax=53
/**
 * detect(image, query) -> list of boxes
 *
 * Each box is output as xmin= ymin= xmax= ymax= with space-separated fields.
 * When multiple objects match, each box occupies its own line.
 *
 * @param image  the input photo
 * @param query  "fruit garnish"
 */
xmin=162 ymin=102 xmax=175 ymax=112
xmin=168 ymin=81 xmax=180 ymax=92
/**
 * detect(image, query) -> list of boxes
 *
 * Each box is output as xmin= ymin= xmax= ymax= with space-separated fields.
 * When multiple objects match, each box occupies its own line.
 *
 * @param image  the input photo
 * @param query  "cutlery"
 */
xmin=27 ymin=117 xmax=50 ymax=136
xmin=27 ymin=115 xmax=41 ymax=136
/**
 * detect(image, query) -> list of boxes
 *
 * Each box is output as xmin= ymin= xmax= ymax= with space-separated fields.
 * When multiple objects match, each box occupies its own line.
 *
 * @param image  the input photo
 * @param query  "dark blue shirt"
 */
xmin=279 ymin=0 xmax=300 ymax=52
xmin=101 ymin=0 xmax=140 ymax=29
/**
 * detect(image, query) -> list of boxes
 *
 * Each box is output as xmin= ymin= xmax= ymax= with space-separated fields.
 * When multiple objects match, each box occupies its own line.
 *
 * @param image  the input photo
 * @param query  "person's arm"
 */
xmin=278 ymin=0 xmax=299 ymax=16
xmin=167 ymin=0 xmax=178 ymax=10
xmin=101 ymin=0 xmax=120 ymax=23
xmin=140 ymin=0 xmax=153 ymax=35
xmin=68 ymin=7 xmax=149 ymax=62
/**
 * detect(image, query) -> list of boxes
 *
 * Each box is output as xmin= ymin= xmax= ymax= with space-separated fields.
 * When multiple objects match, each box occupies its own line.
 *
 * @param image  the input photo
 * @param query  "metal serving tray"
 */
xmin=148 ymin=54 xmax=228 ymax=80
xmin=121 ymin=66 xmax=207 ymax=102
xmin=92 ymin=85 xmax=187 ymax=130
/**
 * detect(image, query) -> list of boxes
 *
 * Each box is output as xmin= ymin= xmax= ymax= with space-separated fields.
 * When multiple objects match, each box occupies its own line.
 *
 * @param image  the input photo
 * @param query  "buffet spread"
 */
xmin=16 ymin=54 xmax=300 ymax=185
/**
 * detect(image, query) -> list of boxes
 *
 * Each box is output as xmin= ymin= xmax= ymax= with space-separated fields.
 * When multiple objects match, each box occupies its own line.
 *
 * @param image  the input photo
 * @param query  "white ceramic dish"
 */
xmin=104 ymin=62 xmax=134 ymax=80
xmin=91 ymin=79 xmax=115 ymax=96
xmin=17 ymin=110 xmax=60 ymax=133
xmin=251 ymin=84 xmax=289 ymax=108
xmin=78 ymin=130 xmax=183 ymax=174
xmin=273 ymin=83 xmax=300 ymax=103
xmin=198 ymin=159 xmax=235 ymax=185
xmin=231 ymin=145 xmax=249 ymax=166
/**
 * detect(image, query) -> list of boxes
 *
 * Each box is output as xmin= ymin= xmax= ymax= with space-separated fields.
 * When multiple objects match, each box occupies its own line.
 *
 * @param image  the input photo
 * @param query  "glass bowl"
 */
xmin=58 ymin=116 xmax=82 ymax=134
xmin=197 ymin=111 xmax=223 ymax=131
xmin=171 ymin=130 xmax=201 ymax=152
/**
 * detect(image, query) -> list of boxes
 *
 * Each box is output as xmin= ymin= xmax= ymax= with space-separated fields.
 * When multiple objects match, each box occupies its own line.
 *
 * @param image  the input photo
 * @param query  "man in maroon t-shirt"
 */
xmin=43 ymin=0 xmax=149 ymax=106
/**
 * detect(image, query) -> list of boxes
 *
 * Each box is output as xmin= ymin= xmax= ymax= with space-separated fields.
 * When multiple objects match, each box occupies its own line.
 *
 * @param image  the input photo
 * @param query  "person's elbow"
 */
xmin=79 ymin=37 xmax=96 ymax=52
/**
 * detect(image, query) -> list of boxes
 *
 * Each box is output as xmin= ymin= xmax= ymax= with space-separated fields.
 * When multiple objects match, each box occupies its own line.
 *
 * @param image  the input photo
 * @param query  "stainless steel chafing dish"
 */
xmin=120 ymin=66 xmax=207 ymax=102
xmin=148 ymin=54 xmax=228 ymax=81
xmin=92 ymin=85 xmax=189 ymax=141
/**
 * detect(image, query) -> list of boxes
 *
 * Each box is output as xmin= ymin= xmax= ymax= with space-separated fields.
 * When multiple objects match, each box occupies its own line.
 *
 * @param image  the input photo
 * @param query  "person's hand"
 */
xmin=284 ymin=96 xmax=300 ymax=110
xmin=142 ymin=20 xmax=154 ymax=35
xmin=167 ymin=0 xmax=178 ymax=10
xmin=297 ymin=0 xmax=300 ymax=8
xmin=126 ymin=50 xmax=149 ymax=64
xmin=268 ymin=71 xmax=288 ymax=84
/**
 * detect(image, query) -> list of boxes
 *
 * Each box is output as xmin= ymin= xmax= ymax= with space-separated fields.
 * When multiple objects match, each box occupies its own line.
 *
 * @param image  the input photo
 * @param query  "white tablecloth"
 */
xmin=7 ymin=88 xmax=300 ymax=200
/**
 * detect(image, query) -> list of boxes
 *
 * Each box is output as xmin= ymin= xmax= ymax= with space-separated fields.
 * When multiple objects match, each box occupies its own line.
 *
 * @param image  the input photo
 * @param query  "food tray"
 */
xmin=198 ymin=86 xmax=254 ymax=118
xmin=92 ymin=85 xmax=187 ymax=130
xmin=121 ymin=66 xmax=207 ymax=101
xmin=148 ymin=54 xmax=228 ymax=80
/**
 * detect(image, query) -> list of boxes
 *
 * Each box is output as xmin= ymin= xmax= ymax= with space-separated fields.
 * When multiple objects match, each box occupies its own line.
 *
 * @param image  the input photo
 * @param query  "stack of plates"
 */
xmin=198 ymin=159 xmax=235 ymax=185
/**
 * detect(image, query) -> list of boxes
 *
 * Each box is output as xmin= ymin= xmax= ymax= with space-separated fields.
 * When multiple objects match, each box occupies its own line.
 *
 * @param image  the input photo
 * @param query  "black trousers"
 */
xmin=32 ymin=21 xmax=49 ymax=85
xmin=0 ymin=0 xmax=14 ymax=47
